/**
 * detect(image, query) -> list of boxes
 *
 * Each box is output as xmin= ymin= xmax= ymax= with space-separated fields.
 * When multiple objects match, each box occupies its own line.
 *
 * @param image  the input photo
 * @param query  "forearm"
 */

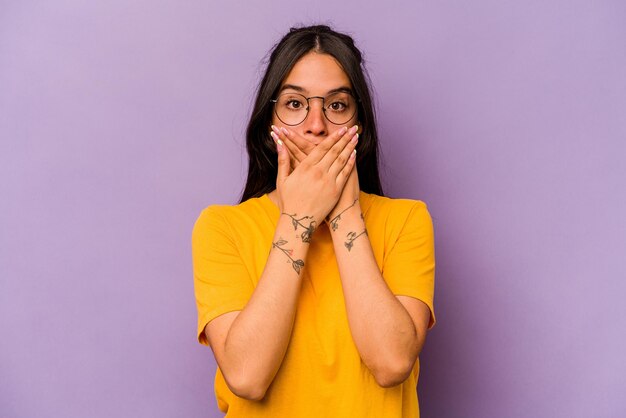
xmin=222 ymin=214 xmax=312 ymax=396
xmin=329 ymin=205 xmax=419 ymax=386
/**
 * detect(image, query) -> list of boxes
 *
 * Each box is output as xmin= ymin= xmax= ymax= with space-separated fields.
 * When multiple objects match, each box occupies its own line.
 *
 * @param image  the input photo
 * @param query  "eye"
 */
xmin=325 ymin=92 xmax=354 ymax=114
xmin=286 ymin=99 xmax=304 ymax=110
xmin=278 ymin=94 xmax=307 ymax=112
xmin=328 ymin=101 xmax=347 ymax=112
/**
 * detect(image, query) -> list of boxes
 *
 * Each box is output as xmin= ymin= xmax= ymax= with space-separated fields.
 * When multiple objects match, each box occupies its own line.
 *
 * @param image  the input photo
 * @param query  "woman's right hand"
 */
xmin=271 ymin=125 xmax=359 ymax=228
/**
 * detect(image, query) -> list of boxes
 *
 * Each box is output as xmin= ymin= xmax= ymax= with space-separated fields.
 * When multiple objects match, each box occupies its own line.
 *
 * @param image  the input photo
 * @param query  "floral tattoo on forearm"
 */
xmin=272 ymin=237 xmax=305 ymax=274
xmin=344 ymin=229 xmax=368 ymax=252
xmin=282 ymin=213 xmax=317 ymax=243
xmin=328 ymin=197 xmax=359 ymax=231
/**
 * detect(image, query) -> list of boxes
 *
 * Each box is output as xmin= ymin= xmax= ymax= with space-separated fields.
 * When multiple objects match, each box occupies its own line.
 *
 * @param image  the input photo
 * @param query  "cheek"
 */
xmin=271 ymin=114 xmax=292 ymax=130
xmin=328 ymin=125 xmax=347 ymax=136
xmin=328 ymin=113 xmax=359 ymax=135
xmin=343 ymin=112 xmax=359 ymax=129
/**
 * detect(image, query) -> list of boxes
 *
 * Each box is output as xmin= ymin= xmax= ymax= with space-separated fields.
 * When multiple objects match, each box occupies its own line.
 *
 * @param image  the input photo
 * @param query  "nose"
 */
xmin=302 ymin=97 xmax=327 ymax=140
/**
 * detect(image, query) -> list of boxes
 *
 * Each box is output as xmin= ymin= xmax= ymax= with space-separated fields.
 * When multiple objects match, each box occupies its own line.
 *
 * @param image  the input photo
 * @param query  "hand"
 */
xmin=326 ymin=159 xmax=360 ymax=227
xmin=270 ymin=125 xmax=359 ymax=227
xmin=270 ymin=125 xmax=314 ymax=171
xmin=271 ymin=126 xmax=362 ymax=228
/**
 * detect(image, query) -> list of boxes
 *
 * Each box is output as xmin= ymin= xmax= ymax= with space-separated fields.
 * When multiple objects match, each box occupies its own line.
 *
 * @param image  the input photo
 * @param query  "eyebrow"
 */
xmin=279 ymin=84 xmax=354 ymax=95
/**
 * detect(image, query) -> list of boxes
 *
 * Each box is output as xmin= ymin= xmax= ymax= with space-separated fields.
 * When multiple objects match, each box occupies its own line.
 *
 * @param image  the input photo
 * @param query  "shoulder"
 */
xmin=362 ymin=192 xmax=432 ymax=229
xmin=192 ymin=195 xmax=273 ymax=242
xmin=194 ymin=196 xmax=265 ymax=226
xmin=191 ymin=205 xmax=234 ymax=248
xmin=364 ymin=193 xmax=428 ymax=211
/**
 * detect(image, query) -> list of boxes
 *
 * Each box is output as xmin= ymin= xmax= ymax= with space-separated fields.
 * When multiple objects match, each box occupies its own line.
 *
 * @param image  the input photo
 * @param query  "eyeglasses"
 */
xmin=270 ymin=91 xmax=358 ymax=126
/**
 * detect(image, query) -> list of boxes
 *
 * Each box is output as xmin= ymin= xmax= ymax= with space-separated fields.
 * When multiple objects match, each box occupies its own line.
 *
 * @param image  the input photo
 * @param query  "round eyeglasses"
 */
xmin=270 ymin=92 xmax=358 ymax=126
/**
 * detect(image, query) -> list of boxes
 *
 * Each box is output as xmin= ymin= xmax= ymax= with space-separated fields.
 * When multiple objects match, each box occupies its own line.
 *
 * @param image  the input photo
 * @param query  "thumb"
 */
xmin=275 ymin=138 xmax=290 ymax=184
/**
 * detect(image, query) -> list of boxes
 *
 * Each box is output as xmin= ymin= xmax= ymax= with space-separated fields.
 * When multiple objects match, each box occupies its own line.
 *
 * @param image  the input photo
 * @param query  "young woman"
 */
xmin=192 ymin=25 xmax=436 ymax=417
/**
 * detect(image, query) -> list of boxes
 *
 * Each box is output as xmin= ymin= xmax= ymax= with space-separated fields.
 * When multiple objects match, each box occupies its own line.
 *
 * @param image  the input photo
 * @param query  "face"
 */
xmin=272 ymin=52 xmax=358 ymax=145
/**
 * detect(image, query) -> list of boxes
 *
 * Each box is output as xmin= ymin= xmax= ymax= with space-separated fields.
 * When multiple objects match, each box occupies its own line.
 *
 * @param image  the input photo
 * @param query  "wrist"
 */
xmin=279 ymin=211 xmax=320 ymax=243
xmin=326 ymin=198 xmax=362 ymax=232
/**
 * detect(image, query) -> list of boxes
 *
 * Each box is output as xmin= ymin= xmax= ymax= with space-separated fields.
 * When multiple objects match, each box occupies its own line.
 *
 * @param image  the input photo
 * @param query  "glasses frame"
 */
xmin=270 ymin=92 xmax=359 ymax=126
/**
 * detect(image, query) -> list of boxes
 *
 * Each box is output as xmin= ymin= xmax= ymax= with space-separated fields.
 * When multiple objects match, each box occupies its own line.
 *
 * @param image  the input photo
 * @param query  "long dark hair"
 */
xmin=239 ymin=25 xmax=383 ymax=203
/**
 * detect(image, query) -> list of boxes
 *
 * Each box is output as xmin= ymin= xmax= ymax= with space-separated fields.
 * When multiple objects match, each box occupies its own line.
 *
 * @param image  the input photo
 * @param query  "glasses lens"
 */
xmin=274 ymin=93 xmax=308 ymax=126
xmin=324 ymin=92 xmax=357 ymax=125
xmin=272 ymin=92 xmax=358 ymax=125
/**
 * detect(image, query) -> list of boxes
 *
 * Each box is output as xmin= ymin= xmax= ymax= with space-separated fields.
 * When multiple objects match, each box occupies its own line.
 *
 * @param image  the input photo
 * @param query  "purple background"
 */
xmin=1 ymin=1 xmax=625 ymax=417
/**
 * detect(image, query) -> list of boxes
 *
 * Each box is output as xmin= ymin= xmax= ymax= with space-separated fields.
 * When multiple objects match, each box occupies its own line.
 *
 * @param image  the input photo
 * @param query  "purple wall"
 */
xmin=1 ymin=1 xmax=624 ymax=417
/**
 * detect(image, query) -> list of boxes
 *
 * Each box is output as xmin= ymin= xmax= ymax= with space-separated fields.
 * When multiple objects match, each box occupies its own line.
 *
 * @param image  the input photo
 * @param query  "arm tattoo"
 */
xmin=282 ymin=213 xmax=316 ymax=243
xmin=272 ymin=237 xmax=305 ymax=274
xmin=344 ymin=229 xmax=368 ymax=252
xmin=328 ymin=197 xmax=359 ymax=231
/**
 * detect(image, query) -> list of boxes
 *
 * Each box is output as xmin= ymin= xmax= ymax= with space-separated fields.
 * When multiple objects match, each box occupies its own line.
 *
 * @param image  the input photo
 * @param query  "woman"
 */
xmin=192 ymin=25 xmax=435 ymax=417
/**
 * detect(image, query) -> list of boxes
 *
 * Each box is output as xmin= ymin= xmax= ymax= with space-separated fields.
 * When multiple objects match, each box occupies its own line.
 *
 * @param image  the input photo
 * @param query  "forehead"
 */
xmin=280 ymin=52 xmax=352 ymax=94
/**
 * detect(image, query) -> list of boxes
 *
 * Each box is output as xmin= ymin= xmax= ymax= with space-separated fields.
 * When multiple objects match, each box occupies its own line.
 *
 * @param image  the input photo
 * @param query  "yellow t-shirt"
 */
xmin=192 ymin=191 xmax=436 ymax=417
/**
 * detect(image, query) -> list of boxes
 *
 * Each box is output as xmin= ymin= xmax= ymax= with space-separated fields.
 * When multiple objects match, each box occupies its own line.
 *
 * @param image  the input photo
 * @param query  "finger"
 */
xmin=272 ymin=125 xmax=307 ymax=164
xmin=335 ymin=148 xmax=357 ymax=188
xmin=304 ymin=125 xmax=350 ymax=165
xmin=319 ymin=125 xmax=359 ymax=169
xmin=329 ymin=132 xmax=358 ymax=177
xmin=270 ymin=129 xmax=297 ymax=170
xmin=287 ymin=148 xmax=298 ymax=170
xmin=271 ymin=132 xmax=290 ymax=184
xmin=287 ymin=147 xmax=301 ymax=170
xmin=281 ymin=139 xmax=298 ymax=170
xmin=281 ymin=132 xmax=308 ymax=163
xmin=280 ymin=127 xmax=315 ymax=156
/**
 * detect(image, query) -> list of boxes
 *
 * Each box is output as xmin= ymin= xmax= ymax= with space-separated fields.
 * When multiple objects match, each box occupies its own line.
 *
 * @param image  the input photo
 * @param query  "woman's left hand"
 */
xmin=272 ymin=126 xmax=361 ymax=226
xmin=328 ymin=160 xmax=360 ymax=220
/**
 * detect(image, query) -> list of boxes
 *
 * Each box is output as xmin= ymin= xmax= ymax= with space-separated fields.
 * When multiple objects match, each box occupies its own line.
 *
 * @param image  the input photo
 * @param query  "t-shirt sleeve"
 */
xmin=192 ymin=206 xmax=255 ymax=345
xmin=382 ymin=201 xmax=436 ymax=329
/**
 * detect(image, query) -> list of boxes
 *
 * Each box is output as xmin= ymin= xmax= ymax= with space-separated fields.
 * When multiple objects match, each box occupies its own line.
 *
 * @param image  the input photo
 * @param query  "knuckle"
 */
xmin=311 ymin=167 xmax=324 ymax=180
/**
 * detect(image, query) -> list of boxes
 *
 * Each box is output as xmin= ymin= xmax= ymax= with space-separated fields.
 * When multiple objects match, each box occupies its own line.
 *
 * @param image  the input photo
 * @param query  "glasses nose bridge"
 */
xmin=305 ymin=95 xmax=327 ymax=111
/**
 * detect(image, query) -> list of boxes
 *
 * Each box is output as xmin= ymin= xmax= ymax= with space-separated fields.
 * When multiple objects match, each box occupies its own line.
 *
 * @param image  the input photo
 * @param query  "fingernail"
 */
xmin=270 ymin=131 xmax=278 ymax=141
xmin=340 ymin=126 xmax=348 ymax=134
xmin=277 ymin=138 xmax=284 ymax=151
xmin=350 ymin=149 xmax=357 ymax=159
xmin=271 ymin=125 xmax=280 ymax=134
xmin=349 ymin=125 xmax=358 ymax=134
xmin=351 ymin=133 xmax=359 ymax=144
xmin=280 ymin=127 xmax=289 ymax=136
